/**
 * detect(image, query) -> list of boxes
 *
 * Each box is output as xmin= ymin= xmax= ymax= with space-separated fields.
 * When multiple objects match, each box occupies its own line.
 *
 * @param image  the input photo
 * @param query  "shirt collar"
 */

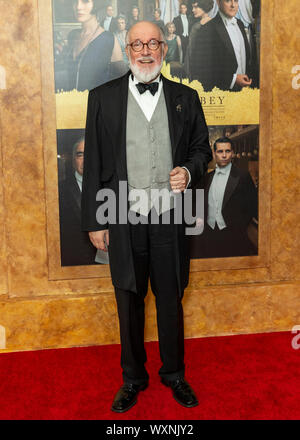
xmin=75 ymin=170 xmax=83 ymax=183
xmin=219 ymin=10 xmax=237 ymax=26
xmin=215 ymin=162 xmax=232 ymax=175
xmin=130 ymin=73 xmax=161 ymax=85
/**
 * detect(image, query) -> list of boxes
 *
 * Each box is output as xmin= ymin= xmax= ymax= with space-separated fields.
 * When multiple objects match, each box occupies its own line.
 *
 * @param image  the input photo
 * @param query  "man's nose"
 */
xmin=141 ymin=44 xmax=150 ymax=56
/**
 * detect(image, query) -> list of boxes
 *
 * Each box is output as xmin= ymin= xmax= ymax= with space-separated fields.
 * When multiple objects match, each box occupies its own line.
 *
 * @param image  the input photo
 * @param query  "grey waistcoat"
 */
xmin=126 ymin=89 xmax=174 ymax=216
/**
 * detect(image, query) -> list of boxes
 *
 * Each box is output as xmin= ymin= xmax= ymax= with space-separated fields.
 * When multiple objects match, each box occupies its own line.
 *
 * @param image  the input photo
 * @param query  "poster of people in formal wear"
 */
xmin=51 ymin=0 xmax=260 ymax=265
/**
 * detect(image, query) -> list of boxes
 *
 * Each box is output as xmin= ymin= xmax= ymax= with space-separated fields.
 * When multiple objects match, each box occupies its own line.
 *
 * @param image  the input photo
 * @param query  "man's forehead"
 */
xmin=129 ymin=23 xmax=160 ymax=42
xmin=76 ymin=142 xmax=85 ymax=151
xmin=216 ymin=143 xmax=232 ymax=150
xmin=219 ymin=0 xmax=239 ymax=4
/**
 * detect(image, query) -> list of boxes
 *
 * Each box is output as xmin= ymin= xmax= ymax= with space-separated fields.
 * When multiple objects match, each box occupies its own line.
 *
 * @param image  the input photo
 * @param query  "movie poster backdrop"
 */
xmin=52 ymin=0 xmax=260 ymax=266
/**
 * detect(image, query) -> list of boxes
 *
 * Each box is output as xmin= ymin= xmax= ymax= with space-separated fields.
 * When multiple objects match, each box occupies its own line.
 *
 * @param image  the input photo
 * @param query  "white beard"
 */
xmin=129 ymin=54 xmax=164 ymax=83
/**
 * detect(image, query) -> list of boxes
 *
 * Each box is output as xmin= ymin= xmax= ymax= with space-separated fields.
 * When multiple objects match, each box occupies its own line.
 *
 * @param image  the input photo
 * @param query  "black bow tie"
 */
xmin=136 ymin=82 xmax=159 ymax=96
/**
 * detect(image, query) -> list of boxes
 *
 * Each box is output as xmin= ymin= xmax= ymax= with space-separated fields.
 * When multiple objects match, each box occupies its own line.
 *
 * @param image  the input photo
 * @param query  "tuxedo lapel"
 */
xmin=237 ymin=19 xmax=251 ymax=69
xmin=162 ymin=76 xmax=184 ymax=159
xmin=69 ymin=176 xmax=82 ymax=214
xmin=214 ymin=13 xmax=237 ymax=70
xmin=204 ymin=171 xmax=215 ymax=221
xmin=222 ymin=165 xmax=240 ymax=208
xmin=206 ymin=170 xmax=215 ymax=201
xmin=101 ymin=72 xmax=130 ymax=181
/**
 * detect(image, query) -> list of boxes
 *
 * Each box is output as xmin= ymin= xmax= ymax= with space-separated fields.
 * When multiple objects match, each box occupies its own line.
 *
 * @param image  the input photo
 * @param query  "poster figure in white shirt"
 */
xmin=208 ymin=0 xmax=256 ymax=22
xmin=188 ymin=0 xmax=259 ymax=91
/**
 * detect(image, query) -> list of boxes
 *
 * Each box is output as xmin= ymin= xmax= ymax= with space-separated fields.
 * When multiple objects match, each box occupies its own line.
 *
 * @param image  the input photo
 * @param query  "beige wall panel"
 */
xmin=0 ymin=283 xmax=299 ymax=353
xmin=270 ymin=0 xmax=300 ymax=281
xmin=272 ymin=0 xmax=299 ymax=72
xmin=0 ymin=0 xmax=114 ymax=297
xmin=270 ymin=139 xmax=300 ymax=281
xmin=0 ymin=111 xmax=7 ymax=295
xmin=0 ymin=0 xmax=49 ymax=295
xmin=0 ymin=294 xmax=119 ymax=352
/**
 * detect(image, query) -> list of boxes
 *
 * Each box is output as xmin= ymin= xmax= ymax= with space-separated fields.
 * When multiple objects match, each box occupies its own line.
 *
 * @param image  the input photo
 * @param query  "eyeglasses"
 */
xmin=127 ymin=39 xmax=164 ymax=52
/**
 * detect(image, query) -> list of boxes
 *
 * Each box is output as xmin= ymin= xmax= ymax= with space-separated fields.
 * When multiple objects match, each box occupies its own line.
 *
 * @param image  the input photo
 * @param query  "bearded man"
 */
xmin=81 ymin=21 xmax=212 ymax=413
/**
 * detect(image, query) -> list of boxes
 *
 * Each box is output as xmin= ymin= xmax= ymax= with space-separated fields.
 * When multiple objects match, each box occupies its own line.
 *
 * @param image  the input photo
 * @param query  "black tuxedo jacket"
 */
xmin=173 ymin=14 xmax=192 ymax=37
xmin=81 ymin=71 xmax=212 ymax=292
xmin=59 ymin=174 xmax=96 ymax=266
xmin=100 ymin=16 xmax=118 ymax=33
xmin=203 ymin=164 xmax=258 ymax=231
xmin=189 ymin=13 xmax=258 ymax=91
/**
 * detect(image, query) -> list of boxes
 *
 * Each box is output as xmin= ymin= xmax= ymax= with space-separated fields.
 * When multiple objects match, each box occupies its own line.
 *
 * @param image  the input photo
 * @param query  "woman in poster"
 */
xmin=114 ymin=15 xmax=129 ymax=64
xmin=128 ymin=5 xmax=140 ymax=28
xmin=184 ymin=0 xmax=213 ymax=80
xmin=165 ymin=22 xmax=183 ymax=64
xmin=60 ymin=0 xmax=127 ymax=92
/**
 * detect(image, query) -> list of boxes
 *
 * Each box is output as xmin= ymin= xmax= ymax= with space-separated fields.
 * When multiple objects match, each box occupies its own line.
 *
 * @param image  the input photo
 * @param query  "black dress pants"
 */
xmin=114 ymin=209 xmax=185 ymax=385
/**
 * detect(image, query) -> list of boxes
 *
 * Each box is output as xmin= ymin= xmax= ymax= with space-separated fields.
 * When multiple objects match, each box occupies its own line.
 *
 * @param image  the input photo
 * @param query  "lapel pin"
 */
xmin=176 ymin=104 xmax=182 ymax=112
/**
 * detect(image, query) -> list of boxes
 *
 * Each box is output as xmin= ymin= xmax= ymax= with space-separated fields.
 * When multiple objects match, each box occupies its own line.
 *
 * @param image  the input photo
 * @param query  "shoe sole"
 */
xmin=111 ymin=398 xmax=138 ymax=413
xmin=111 ymin=383 xmax=148 ymax=413
xmin=161 ymin=379 xmax=199 ymax=408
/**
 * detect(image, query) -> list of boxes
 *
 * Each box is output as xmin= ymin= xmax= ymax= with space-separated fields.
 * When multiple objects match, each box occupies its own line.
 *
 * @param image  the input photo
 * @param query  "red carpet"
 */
xmin=0 ymin=331 xmax=299 ymax=420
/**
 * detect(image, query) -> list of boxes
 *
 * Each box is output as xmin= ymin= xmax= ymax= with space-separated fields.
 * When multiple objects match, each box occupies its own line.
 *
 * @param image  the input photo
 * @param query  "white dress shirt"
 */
xmin=75 ymin=170 xmax=82 ymax=192
xmin=219 ymin=11 xmax=246 ymax=89
xmin=129 ymin=74 xmax=163 ymax=122
xmin=180 ymin=14 xmax=189 ymax=37
xmin=103 ymin=16 xmax=112 ymax=31
xmin=207 ymin=162 xmax=232 ymax=230
xmin=128 ymin=74 xmax=191 ymax=187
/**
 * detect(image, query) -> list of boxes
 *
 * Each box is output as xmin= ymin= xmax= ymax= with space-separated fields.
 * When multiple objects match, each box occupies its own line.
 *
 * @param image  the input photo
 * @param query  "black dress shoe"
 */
xmin=161 ymin=377 xmax=198 ymax=408
xmin=111 ymin=382 xmax=148 ymax=413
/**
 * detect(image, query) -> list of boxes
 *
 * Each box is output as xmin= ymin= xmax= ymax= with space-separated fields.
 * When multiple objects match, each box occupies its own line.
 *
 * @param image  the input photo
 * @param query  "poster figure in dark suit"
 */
xmin=189 ymin=0 xmax=258 ymax=91
xmin=173 ymin=2 xmax=191 ymax=61
xmin=81 ymin=21 xmax=212 ymax=412
xmin=100 ymin=4 xmax=118 ymax=33
xmin=190 ymin=136 xmax=258 ymax=258
xmin=59 ymin=137 xmax=109 ymax=266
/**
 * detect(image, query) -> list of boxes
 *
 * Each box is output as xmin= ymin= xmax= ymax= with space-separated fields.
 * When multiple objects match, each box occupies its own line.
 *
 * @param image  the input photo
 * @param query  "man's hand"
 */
xmin=88 ymin=230 xmax=109 ymax=251
xmin=169 ymin=167 xmax=189 ymax=193
xmin=235 ymin=74 xmax=252 ymax=88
